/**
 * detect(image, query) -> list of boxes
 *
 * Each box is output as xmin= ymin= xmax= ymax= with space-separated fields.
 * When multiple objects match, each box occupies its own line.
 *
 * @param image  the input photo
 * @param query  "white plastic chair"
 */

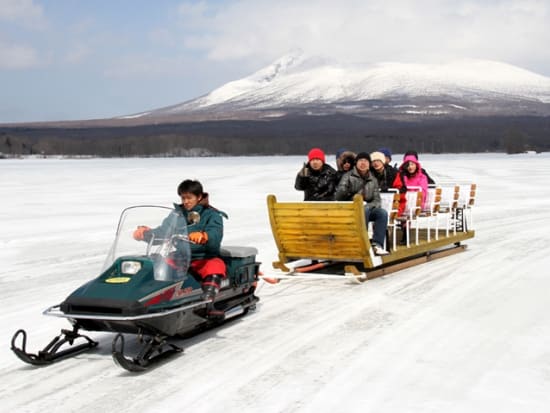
xmin=438 ymin=184 xmax=460 ymax=236
xmin=398 ymin=187 xmax=422 ymax=247
xmin=456 ymin=183 xmax=476 ymax=231
xmin=379 ymin=190 xmax=400 ymax=250
xmin=418 ymin=185 xmax=442 ymax=241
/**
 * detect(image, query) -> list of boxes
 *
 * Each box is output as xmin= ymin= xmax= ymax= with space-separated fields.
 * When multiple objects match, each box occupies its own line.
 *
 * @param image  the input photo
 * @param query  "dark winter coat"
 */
xmin=295 ymin=163 xmax=338 ymax=201
xmin=371 ymin=164 xmax=399 ymax=192
xmin=334 ymin=167 xmax=382 ymax=208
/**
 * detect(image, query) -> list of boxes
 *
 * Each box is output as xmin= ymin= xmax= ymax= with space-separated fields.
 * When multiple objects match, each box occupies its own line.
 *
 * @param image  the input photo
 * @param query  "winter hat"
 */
xmin=370 ymin=151 xmax=386 ymax=164
xmin=335 ymin=147 xmax=348 ymax=161
xmin=355 ymin=152 xmax=371 ymax=162
xmin=342 ymin=155 xmax=355 ymax=165
xmin=378 ymin=147 xmax=392 ymax=161
xmin=403 ymin=150 xmax=419 ymax=160
xmin=308 ymin=147 xmax=325 ymax=163
xmin=400 ymin=154 xmax=421 ymax=171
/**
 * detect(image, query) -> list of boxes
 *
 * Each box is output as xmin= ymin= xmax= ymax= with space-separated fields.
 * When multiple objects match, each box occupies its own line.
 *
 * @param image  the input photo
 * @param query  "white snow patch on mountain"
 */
xmin=167 ymin=53 xmax=550 ymax=113
xmin=117 ymin=111 xmax=151 ymax=119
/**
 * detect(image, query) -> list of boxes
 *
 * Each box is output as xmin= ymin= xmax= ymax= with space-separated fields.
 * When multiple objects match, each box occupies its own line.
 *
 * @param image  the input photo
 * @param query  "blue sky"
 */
xmin=1 ymin=0 xmax=549 ymax=123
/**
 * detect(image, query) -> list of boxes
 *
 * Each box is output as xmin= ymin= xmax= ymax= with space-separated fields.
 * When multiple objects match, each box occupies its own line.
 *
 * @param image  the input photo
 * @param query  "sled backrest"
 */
xmin=439 ymin=184 xmax=460 ymax=213
xmin=267 ymin=194 xmax=375 ymax=270
xmin=457 ymin=183 xmax=476 ymax=208
xmin=421 ymin=186 xmax=442 ymax=215
xmin=401 ymin=187 xmax=423 ymax=219
xmin=380 ymin=190 xmax=401 ymax=222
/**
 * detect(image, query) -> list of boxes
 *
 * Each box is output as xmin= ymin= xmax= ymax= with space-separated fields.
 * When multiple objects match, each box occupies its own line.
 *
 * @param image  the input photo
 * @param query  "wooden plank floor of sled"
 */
xmin=267 ymin=194 xmax=475 ymax=273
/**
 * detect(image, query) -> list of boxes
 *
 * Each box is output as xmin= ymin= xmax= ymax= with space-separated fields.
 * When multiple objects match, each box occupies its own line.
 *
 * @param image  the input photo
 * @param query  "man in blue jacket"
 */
xmin=133 ymin=179 xmax=228 ymax=302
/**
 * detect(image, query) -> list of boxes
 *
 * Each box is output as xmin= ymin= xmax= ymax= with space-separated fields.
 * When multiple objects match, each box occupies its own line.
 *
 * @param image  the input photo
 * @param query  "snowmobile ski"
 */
xmin=11 ymin=327 xmax=98 ymax=366
xmin=111 ymin=333 xmax=183 ymax=372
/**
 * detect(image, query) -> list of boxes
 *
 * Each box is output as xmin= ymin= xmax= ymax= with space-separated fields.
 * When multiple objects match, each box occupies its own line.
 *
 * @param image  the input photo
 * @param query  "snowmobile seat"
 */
xmin=219 ymin=246 xmax=260 ymax=285
xmin=220 ymin=246 xmax=258 ymax=258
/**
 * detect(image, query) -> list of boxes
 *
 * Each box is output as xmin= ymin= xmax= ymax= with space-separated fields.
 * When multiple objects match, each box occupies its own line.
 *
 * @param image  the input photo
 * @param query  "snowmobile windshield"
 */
xmin=102 ymin=206 xmax=191 ymax=282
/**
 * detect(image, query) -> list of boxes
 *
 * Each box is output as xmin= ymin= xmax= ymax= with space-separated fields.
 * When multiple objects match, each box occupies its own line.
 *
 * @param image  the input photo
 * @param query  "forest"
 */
xmin=1 ymin=114 xmax=549 ymax=157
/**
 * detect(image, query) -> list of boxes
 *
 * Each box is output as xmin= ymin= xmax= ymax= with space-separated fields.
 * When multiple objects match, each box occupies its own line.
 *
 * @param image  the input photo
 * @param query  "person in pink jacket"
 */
xmin=399 ymin=154 xmax=429 ymax=210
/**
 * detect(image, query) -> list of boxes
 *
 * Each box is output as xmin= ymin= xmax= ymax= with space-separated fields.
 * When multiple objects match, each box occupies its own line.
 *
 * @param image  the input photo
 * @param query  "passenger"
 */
xmin=335 ymin=152 xmax=389 ymax=255
xmin=403 ymin=150 xmax=435 ymax=184
xmin=370 ymin=151 xmax=402 ymax=192
xmin=133 ymin=179 xmax=227 ymax=307
xmin=335 ymin=147 xmax=349 ymax=164
xmin=399 ymin=154 xmax=429 ymax=210
xmin=335 ymin=150 xmax=356 ymax=182
xmin=295 ymin=148 xmax=338 ymax=201
xmin=378 ymin=147 xmax=395 ymax=168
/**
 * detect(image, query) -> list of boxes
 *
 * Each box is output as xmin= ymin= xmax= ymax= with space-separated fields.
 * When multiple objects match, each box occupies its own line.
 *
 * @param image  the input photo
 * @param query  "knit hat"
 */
xmin=378 ymin=147 xmax=392 ymax=161
xmin=370 ymin=151 xmax=386 ymax=164
xmin=308 ymin=147 xmax=325 ymax=163
xmin=355 ymin=152 xmax=371 ymax=162
xmin=335 ymin=147 xmax=348 ymax=161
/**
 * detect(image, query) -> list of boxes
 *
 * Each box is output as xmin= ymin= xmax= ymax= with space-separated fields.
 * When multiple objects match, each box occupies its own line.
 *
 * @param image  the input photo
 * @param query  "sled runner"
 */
xmin=11 ymin=206 xmax=261 ymax=371
xmin=267 ymin=191 xmax=475 ymax=282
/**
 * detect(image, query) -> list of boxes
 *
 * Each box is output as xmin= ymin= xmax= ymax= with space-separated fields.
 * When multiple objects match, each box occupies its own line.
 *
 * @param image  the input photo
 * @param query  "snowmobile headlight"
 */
xmin=121 ymin=260 xmax=142 ymax=275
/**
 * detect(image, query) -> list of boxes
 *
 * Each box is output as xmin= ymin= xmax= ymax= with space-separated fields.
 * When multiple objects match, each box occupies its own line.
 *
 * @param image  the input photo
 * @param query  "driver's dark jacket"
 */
xmin=151 ymin=202 xmax=226 ymax=260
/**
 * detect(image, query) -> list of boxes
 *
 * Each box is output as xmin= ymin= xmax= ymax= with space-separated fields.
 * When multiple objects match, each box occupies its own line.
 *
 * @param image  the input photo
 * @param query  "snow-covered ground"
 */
xmin=1 ymin=153 xmax=550 ymax=412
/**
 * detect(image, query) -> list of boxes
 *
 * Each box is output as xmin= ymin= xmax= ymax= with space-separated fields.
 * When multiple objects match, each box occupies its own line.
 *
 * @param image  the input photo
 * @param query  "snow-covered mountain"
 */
xmin=131 ymin=52 xmax=550 ymax=120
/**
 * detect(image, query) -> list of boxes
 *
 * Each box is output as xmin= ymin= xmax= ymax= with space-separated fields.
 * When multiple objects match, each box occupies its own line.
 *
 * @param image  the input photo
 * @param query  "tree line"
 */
xmin=1 ymin=114 xmax=549 ymax=157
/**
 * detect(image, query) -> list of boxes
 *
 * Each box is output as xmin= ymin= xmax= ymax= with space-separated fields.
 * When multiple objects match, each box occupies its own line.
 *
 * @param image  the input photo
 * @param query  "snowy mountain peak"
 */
xmin=248 ymin=50 xmax=306 ymax=83
xmin=146 ymin=54 xmax=550 ymax=119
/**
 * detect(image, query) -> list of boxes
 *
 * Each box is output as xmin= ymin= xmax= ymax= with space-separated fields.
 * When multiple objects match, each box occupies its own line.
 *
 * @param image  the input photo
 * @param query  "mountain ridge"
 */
xmin=128 ymin=53 xmax=550 ymax=121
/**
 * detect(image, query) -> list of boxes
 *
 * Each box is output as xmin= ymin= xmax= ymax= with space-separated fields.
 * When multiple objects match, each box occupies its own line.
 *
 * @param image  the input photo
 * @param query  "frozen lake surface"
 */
xmin=1 ymin=153 xmax=550 ymax=412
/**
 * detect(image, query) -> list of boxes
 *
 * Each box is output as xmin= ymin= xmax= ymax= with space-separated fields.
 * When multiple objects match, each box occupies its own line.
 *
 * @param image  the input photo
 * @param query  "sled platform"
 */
xmin=267 ymin=194 xmax=475 ymax=277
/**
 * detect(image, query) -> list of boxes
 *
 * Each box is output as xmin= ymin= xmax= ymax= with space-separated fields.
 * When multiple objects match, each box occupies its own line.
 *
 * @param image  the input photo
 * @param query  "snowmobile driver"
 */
xmin=133 ymin=179 xmax=228 ymax=308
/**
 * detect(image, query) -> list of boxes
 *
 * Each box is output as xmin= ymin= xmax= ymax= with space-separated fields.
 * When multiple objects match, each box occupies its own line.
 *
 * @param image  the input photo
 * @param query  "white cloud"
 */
xmin=0 ymin=40 xmax=38 ymax=69
xmin=174 ymin=0 xmax=550 ymax=74
xmin=103 ymin=55 xmax=194 ymax=78
xmin=0 ymin=0 xmax=46 ymax=28
xmin=177 ymin=0 xmax=210 ymax=21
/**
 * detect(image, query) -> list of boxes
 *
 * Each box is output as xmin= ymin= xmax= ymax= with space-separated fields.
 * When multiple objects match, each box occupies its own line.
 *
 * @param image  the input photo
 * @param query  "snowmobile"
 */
xmin=11 ymin=205 xmax=260 ymax=371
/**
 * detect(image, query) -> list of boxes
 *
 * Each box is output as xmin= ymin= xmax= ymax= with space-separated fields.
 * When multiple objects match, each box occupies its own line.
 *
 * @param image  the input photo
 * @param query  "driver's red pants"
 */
xmin=189 ymin=257 xmax=226 ymax=279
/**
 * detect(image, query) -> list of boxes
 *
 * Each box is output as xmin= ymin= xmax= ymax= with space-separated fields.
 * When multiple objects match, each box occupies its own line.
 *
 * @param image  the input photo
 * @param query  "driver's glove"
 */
xmin=188 ymin=231 xmax=209 ymax=244
xmin=133 ymin=225 xmax=151 ymax=241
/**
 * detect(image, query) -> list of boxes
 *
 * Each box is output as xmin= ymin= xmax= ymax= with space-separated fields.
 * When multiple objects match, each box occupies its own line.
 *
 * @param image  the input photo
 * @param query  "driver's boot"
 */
xmin=201 ymin=275 xmax=224 ymax=318
xmin=201 ymin=274 xmax=221 ymax=301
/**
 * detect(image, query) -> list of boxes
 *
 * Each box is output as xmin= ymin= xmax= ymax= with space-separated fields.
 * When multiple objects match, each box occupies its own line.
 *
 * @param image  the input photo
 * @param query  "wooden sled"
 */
xmin=267 ymin=194 xmax=475 ymax=282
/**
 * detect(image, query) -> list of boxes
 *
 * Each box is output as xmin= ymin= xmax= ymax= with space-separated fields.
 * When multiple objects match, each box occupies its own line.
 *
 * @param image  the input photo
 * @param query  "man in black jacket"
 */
xmin=295 ymin=148 xmax=338 ymax=201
